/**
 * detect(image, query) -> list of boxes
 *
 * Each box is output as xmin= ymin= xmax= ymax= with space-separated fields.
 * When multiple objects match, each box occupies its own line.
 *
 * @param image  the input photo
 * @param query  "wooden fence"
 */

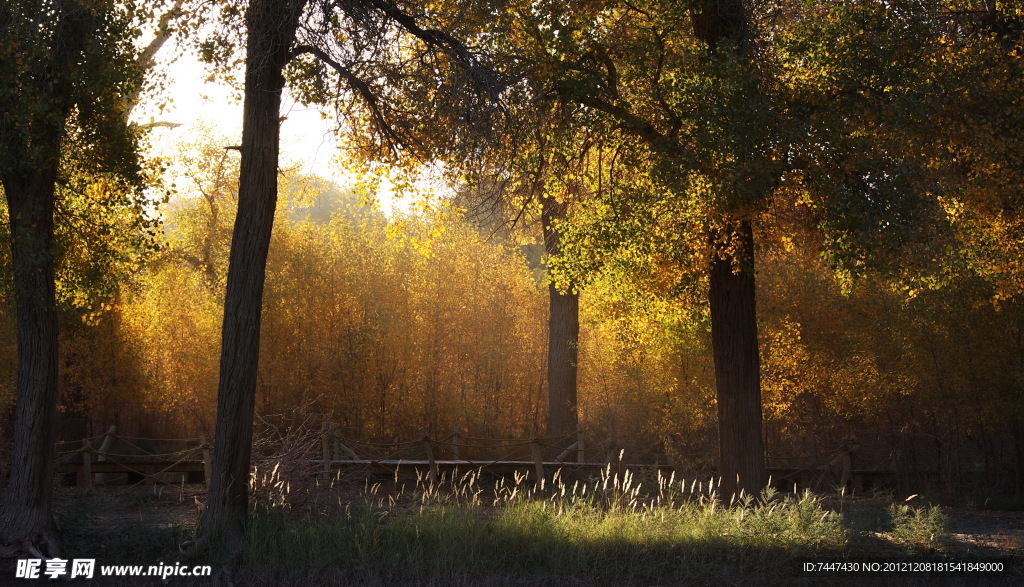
xmin=33 ymin=424 xmax=899 ymax=493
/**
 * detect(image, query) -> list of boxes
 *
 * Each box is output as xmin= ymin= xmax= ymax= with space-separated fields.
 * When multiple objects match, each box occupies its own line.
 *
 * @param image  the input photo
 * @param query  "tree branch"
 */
xmin=364 ymin=0 xmax=506 ymax=102
xmin=137 ymin=120 xmax=183 ymax=130
xmin=551 ymin=80 xmax=684 ymax=161
xmin=125 ymin=0 xmax=186 ymax=116
xmin=291 ymin=43 xmax=406 ymax=153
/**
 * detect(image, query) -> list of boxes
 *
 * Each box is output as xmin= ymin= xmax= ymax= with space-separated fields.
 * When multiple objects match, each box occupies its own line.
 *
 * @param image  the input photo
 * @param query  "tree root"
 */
xmin=0 ymin=530 xmax=61 ymax=560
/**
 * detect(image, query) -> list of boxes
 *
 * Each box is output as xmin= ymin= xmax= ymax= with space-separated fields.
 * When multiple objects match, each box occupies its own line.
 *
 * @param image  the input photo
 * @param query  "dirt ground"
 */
xmin=939 ymin=508 xmax=1024 ymax=555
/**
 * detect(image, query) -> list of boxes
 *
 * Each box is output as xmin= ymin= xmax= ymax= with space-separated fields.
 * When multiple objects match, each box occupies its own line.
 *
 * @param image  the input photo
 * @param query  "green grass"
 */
xmin=240 ymin=498 xmax=845 ymax=581
xmin=887 ymin=500 xmax=948 ymax=551
xmin=233 ymin=468 xmax=849 ymax=584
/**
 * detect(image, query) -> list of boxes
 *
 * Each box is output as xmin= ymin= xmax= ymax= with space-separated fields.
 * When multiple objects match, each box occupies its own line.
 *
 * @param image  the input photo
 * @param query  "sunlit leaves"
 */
xmin=104 ymin=133 xmax=550 ymax=436
xmin=120 ymin=262 xmax=222 ymax=429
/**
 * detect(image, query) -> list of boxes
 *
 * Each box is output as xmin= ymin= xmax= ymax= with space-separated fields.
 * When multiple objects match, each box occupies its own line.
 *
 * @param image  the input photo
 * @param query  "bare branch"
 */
xmin=137 ymin=120 xmax=183 ymax=130
xmin=126 ymin=0 xmax=186 ymax=116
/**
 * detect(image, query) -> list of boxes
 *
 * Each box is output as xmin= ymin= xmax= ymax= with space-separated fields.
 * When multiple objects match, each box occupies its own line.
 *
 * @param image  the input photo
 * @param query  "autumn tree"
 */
xmin=462 ymin=115 xmax=594 ymax=452
xmin=119 ymin=128 xmax=547 ymax=446
xmin=199 ymin=0 xmax=507 ymax=551
xmin=0 ymin=0 xmax=152 ymax=555
xmin=477 ymin=0 xmax=977 ymax=498
xmin=869 ymin=0 xmax=1024 ymax=493
xmin=196 ymin=0 xmax=309 ymax=554
xmin=521 ymin=119 xmax=606 ymax=453
xmin=542 ymin=195 xmax=581 ymax=449
xmin=488 ymin=0 xmax=776 ymax=497
xmin=0 ymin=0 xmax=203 ymax=554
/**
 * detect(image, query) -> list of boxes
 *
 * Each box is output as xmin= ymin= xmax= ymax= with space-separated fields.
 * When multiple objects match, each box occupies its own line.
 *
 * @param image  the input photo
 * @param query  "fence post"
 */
xmin=665 ymin=431 xmax=678 ymax=467
xmin=577 ymin=424 xmax=586 ymax=464
xmin=451 ymin=426 xmax=461 ymax=461
xmin=530 ymin=429 xmax=545 ymax=485
xmin=605 ymin=434 xmax=619 ymax=464
xmin=96 ymin=425 xmax=115 ymax=485
xmin=556 ymin=440 xmax=578 ymax=463
xmin=335 ymin=441 xmax=359 ymax=461
xmin=81 ymin=438 xmax=93 ymax=490
xmin=419 ymin=427 xmax=438 ymax=483
xmin=321 ymin=422 xmax=332 ymax=476
xmin=201 ymin=437 xmax=212 ymax=489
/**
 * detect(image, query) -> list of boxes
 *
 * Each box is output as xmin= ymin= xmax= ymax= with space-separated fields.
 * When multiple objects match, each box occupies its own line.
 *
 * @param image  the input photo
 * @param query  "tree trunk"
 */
xmin=542 ymin=195 xmax=579 ymax=450
xmin=687 ymin=0 xmax=765 ymax=502
xmin=199 ymin=0 xmax=306 ymax=554
xmin=0 ymin=0 xmax=95 ymax=557
xmin=708 ymin=220 xmax=766 ymax=499
xmin=0 ymin=168 xmax=62 ymax=557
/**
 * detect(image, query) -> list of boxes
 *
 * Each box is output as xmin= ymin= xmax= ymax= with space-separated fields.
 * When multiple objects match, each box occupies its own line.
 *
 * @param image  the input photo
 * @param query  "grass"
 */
xmin=50 ymin=466 xmax=1023 ymax=585
xmin=234 ymin=467 xmax=848 ymax=584
xmin=240 ymin=492 xmax=845 ymax=583
xmin=887 ymin=500 xmax=948 ymax=551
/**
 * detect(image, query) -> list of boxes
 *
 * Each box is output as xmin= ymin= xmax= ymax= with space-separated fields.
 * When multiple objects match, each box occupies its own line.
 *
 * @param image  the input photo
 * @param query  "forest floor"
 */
xmin=7 ymin=483 xmax=1021 ymax=585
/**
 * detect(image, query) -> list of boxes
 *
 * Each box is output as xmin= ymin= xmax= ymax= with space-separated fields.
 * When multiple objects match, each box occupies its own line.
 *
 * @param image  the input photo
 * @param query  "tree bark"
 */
xmin=0 ymin=167 xmax=62 ymax=557
xmin=542 ymin=195 xmax=579 ymax=450
xmin=708 ymin=220 xmax=766 ymax=499
xmin=199 ymin=0 xmax=306 ymax=554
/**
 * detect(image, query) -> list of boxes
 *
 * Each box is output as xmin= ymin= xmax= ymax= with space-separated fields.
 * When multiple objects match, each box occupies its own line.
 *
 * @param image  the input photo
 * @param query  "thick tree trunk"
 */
xmin=547 ymin=284 xmax=579 ymax=445
xmin=199 ymin=0 xmax=306 ymax=554
xmin=542 ymin=196 xmax=579 ymax=449
xmin=0 ymin=0 xmax=92 ymax=557
xmin=688 ymin=0 xmax=765 ymax=502
xmin=708 ymin=220 xmax=766 ymax=499
xmin=0 ymin=169 xmax=62 ymax=557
